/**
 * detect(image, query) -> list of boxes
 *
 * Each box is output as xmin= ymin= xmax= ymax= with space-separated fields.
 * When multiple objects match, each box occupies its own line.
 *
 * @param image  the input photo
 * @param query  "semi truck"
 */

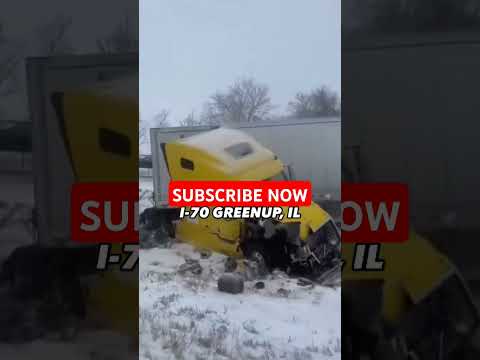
xmin=0 ymin=54 xmax=139 ymax=345
xmin=149 ymin=119 xmax=341 ymax=207
xmin=144 ymin=125 xmax=341 ymax=277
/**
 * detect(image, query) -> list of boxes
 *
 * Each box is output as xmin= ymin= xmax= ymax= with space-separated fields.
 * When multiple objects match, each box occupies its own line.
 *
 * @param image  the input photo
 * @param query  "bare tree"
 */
xmin=206 ymin=78 xmax=273 ymax=123
xmin=179 ymin=112 xmax=204 ymax=127
xmin=139 ymin=110 xmax=169 ymax=145
xmin=288 ymin=86 xmax=340 ymax=118
xmin=344 ymin=0 xmax=480 ymax=33
xmin=97 ymin=14 xmax=138 ymax=53
xmin=37 ymin=15 xmax=73 ymax=55
xmin=139 ymin=120 xmax=148 ymax=145
xmin=152 ymin=110 xmax=170 ymax=127
xmin=179 ymin=109 xmax=220 ymax=127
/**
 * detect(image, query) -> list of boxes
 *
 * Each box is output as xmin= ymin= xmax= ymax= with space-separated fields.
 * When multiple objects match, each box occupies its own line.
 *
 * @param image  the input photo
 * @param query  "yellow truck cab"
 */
xmin=342 ymin=230 xmax=480 ymax=360
xmin=160 ymin=127 xmax=340 ymax=275
xmin=50 ymin=75 xmax=139 ymax=341
xmin=341 ymin=159 xmax=479 ymax=359
xmin=55 ymin=76 xmax=139 ymax=339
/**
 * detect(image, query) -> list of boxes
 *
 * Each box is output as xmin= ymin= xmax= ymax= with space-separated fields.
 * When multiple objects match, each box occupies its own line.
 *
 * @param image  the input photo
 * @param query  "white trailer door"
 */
xmin=26 ymin=54 xmax=137 ymax=245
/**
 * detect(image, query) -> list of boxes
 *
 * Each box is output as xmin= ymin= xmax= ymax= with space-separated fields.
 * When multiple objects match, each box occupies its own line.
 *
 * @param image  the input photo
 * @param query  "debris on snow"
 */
xmin=297 ymin=277 xmax=315 ymax=288
xmin=140 ymin=242 xmax=341 ymax=360
xmin=224 ymin=257 xmax=237 ymax=273
xmin=254 ymin=281 xmax=265 ymax=290
xmin=139 ymin=178 xmax=340 ymax=359
xmin=178 ymin=258 xmax=203 ymax=276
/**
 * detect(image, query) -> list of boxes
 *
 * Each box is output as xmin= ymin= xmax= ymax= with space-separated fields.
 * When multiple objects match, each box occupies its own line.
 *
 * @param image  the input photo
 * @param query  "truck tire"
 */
xmin=218 ymin=273 xmax=244 ymax=294
xmin=140 ymin=207 xmax=176 ymax=238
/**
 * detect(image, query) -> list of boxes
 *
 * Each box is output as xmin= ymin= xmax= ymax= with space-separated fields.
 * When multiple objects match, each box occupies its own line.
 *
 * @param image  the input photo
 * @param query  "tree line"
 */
xmin=0 ymin=14 xmax=339 ymax=143
xmin=141 ymin=78 xmax=340 ymax=139
xmin=344 ymin=0 xmax=480 ymax=33
xmin=0 ymin=13 xmax=138 ymax=120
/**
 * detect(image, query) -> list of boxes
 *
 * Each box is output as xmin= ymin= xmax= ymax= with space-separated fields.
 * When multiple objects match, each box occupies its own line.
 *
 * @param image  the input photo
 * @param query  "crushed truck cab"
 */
xmin=157 ymin=128 xmax=340 ymax=275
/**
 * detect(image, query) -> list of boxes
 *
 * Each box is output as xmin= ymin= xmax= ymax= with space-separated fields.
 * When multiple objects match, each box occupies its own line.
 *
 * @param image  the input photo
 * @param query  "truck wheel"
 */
xmin=140 ymin=208 xmax=176 ymax=237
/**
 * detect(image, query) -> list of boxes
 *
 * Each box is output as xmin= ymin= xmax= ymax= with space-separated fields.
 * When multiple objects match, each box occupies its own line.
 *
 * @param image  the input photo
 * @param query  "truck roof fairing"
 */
xmin=165 ymin=128 xmax=284 ymax=180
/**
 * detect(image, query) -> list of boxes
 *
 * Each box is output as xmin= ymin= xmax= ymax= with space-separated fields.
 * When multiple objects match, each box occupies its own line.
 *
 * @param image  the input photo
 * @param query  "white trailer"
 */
xmin=343 ymin=33 xmax=480 ymax=232
xmin=150 ymin=118 xmax=341 ymax=207
xmin=26 ymin=54 xmax=138 ymax=244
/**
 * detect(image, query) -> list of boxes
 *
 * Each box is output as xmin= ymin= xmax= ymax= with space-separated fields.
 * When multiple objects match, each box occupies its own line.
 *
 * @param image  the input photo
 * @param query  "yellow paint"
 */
xmin=87 ymin=269 xmax=139 ymax=336
xmin=343 ymin=229 xmax=454 ymax=325
xmin=59 ymin=77 xmax=138 ymax=342
xmin=62 ymin=91 xmax=138 ymax=182
xmin=279 ymin=203 xmax=331 ymax=239
xmin=176 ymin=215 xmax=243 ymax=258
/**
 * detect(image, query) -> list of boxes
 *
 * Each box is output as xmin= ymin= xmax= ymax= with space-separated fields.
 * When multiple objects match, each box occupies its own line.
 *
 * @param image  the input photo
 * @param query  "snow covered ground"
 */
xmin=140 ymin=245 xmax=340 ymax=360
xmin=0 ymin=331 xmax=136 ymax=360
xmin=139 ymin=178 xmax=341 ymax=360
xmin=140 ymin=176 xmax=155 ymax=214
xmin=0 ymin=172 xmax=138 ymax=359
xmin=0 ymin=176 xmax=341 ymax=359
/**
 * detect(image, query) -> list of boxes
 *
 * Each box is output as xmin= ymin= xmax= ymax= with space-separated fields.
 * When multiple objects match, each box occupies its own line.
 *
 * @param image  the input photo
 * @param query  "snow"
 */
xmin=0 ymin=177 xmax=341 ymax=359
xmin=0 ymin=173 xmax=138 ymax=359
xmin=140 ymin=177 xmax=155 ymax=213
xmin=0 ymin=331 xmax=136 ymax=360
xmin=0 ymin=173 xmax=34 ymax=261
xmin=140 ymin=244 xmax=340 ymax=360
xmin=139 ymin=178 xmax=341 ymax=360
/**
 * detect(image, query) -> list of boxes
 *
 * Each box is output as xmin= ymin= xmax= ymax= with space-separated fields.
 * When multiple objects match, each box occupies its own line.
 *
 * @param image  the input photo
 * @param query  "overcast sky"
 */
xmin=2 ymin=0 xmax=136 ymax=52
xmin=140 ymin=0 xmax=340 ymax=124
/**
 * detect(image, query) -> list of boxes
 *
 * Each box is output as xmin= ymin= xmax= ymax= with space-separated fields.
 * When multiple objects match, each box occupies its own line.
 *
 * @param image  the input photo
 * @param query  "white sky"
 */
xmin=140 ymin=0 xmax=340 ymax=124
xmin=1 ymin=0 xmax=340 ymax=123
xmin=1 ymin=0 xmax=137 ymax=120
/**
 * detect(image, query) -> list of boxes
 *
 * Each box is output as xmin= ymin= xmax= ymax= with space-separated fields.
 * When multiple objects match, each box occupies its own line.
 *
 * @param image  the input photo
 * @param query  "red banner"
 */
xmin=70 ymin=181 xmax=408 ymax=244
xmin=71 ymin=182 xmax=138 ymax=244
xmin=341 ymin=183 xmax=409 ymax=243
xmin=168 ymin=180 xmax=312 ymax=207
